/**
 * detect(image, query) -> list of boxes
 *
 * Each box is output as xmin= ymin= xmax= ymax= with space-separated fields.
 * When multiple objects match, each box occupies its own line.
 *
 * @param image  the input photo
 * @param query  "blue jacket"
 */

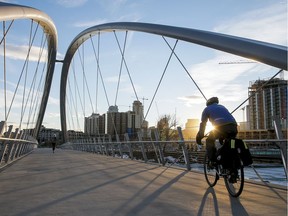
xmin=201 ymin=103 xmax=237 ymax=126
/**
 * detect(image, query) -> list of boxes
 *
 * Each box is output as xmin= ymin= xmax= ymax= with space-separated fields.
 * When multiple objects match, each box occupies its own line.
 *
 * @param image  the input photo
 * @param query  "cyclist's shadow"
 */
xmin=197 ymin=187 xmax=249 ymax=216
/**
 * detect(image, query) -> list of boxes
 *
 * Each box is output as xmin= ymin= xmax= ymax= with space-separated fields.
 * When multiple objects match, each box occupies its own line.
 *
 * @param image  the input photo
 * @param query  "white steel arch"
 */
xmin=0 ymin=2 xmax=58 ymax=138
xmin=60 ymin=22 xmax=287 ymax=142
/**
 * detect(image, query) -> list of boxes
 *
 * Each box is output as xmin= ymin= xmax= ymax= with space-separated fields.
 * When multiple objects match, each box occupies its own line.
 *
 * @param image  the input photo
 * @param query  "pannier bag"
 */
xmin=216 ymin=138 xmax=253 ymax=168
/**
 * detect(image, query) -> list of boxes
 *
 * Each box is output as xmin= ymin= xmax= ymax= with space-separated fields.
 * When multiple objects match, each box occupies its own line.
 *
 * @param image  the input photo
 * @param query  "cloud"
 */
xmin=56 ymin=0 xmax=87 ymax=8
xmin=214 ymin=4 xmax=287 ymax=45
xmin=73 ymin=14 xmax=141 ymax=28
xmin=74 ymin=19 xmax=109 ymax=28
xmin=0 ymin=44 xmax=48 ymax=62
xmin=181 ymin=3 xmax=286 ymax=106
xmin=99 ymin=0 xmax=128 ymax=14
xmin=105 ymin=75 xmax=127 ymax=83
xmin=177 ymin=95 xmax=203 ymax=107
xmin=48 ymin=95 xmax=59 ymax=105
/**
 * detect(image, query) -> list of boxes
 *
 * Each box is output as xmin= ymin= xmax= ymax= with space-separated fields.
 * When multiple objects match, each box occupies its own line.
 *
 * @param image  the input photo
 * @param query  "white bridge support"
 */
xmin=0 ymin=2 xmax=58 ymax=138
xmin=60 ymin=22 xmax=287 ymax=142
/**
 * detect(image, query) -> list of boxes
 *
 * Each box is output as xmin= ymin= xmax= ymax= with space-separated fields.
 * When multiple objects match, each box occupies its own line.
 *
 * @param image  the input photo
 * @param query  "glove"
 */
xmin=196 ymin=132 xmax=203 ymax=145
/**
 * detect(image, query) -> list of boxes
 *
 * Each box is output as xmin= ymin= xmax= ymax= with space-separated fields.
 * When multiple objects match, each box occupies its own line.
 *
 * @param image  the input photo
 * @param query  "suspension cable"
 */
xmin=113 ymin=30 xmax=138 ymax=101
xmin=162 ymin=37 xmax=207 ymax=101
xmin=143 ymin=39 xmax=178 ymax=121
xmin=90 ymin=32 xmax=119 ymax=138
xmin=91 ymin=33 xmax=119 ymax=141
xmin=6 ymin=20 xmax=38 ymax=124
xmin=72 ymin=61 xmax=82 ymax=131
xmin=19 ymin=20 xmax=37 ymax=131
xmin=71 ymin=58 xmax=85 ymax=117
xmin=67 ymin=78 xmax=78 ymax=130
xmin=82 ymin=42 xmax=85 ymax=117
xmin=0 ymin=20 xmax=14 ymax=45
xmin=25 ymin=26 xmax=47 ymax=129
xmin=31 ymin=39 xmax=49 ymax=129
xmin=114 ymin=30 xmax=128 ymax=105
xmin=77 ymin=41 xmax=95 ymax=114
xmin=90 ymin=34 xmax=110 ymax=107
xmin=96 ymin=32 xmax=100 ymax=114
xmin=3 ymin=21 xmax=7 ymax=129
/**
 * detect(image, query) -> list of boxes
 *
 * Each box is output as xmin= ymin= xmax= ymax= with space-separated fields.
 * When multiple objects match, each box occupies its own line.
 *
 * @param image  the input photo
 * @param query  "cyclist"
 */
xmin=196 ymin=97 xmax=238 ymax=167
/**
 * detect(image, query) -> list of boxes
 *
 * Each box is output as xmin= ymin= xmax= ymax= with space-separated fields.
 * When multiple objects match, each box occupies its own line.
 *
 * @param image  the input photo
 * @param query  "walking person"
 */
xmin=52 ymin=142 xmax=56 ymax=153
xmin=52 ymin=134 xmax=57 ymax=153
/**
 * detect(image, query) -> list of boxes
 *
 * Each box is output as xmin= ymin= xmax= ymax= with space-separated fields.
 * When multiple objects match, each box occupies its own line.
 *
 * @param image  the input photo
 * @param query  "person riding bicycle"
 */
xmin=196 ymin=97 xmax=238 ymax=165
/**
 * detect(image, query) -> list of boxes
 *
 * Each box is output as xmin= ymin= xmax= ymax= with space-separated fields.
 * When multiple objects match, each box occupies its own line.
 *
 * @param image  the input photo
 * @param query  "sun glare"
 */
xmin=205 ymin=123 xmax=214 ymax=134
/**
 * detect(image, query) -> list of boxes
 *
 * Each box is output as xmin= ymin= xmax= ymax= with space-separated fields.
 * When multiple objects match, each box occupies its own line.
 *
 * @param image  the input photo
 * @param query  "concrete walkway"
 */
xmin=0 ymin=148 xmax=286 ymax=216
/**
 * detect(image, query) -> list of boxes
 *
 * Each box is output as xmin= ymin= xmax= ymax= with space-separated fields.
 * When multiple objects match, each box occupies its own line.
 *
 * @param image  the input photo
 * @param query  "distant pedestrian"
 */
xmin=52 ymin=133 xmax=57 ymax=153
xmin=52 ymin=142 xmax=56 ymax=153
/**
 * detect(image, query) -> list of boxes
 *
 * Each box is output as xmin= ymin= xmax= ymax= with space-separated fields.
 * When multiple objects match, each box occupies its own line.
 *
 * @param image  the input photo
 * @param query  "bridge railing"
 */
xmin=0 ymin=137 xmax=38 ymax=169
xmin=61 ymin=139 xmax=194 ymax=166
xmin=61 ymin=138 xmax=287 ymax=174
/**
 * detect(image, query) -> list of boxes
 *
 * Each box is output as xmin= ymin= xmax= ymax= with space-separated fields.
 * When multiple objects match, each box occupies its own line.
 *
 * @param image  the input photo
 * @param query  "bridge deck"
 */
xmin=0 ymin=148 xmax=286 ymax=216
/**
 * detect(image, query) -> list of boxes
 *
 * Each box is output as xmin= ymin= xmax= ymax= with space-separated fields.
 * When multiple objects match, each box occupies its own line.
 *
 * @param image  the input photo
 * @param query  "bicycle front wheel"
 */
xmin=204 ymin=152 xmax=219 ymax=187
xmin=224 ymin=160 xmax=244 ymax=197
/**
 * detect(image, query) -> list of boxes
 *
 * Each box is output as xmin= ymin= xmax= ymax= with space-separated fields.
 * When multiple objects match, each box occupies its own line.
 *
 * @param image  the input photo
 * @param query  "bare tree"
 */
xmin=157 ymin=114 xmax=178 ymax=141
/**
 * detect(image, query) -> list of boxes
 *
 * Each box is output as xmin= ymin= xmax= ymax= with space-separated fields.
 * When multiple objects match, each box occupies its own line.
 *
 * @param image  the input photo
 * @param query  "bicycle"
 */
xmin=203 ymin=138 xmax=245 ymax=197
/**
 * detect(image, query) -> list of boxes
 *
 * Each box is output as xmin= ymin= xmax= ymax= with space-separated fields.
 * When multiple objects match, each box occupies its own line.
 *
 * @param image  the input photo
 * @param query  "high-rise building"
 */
xmin=106 ymin=105 xmax=128 ymax=139
xmin=247 ymin=78 xmax=287 ymax=130
xmin=84 ymin=101 xmax=146 ymax=140
xmin=84 ymin=113 xmax=105 ymax=136
xmin=132 ymin=100 xmax=143 ymax=129
xmin=182 ymin=119 xmax=199 ymax=140
xmin=127 ymin=110 xmax=136 ymax=136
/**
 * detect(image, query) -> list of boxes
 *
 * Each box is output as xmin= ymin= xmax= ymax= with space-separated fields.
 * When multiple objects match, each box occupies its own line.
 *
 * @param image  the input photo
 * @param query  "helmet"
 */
xmin=206 ymin=97 xmax=219 ymax=106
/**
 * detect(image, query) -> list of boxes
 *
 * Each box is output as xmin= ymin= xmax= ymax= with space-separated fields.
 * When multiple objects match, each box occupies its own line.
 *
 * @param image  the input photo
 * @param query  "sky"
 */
xmin=0 ymin=0 xmax=287 ymax=131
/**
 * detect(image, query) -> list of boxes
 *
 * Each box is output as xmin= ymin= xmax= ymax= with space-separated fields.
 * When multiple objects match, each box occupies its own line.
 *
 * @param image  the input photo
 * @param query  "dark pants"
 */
xmin=206 ymin=124 xmax=238 ymax=161
xmin=52 ymin=143 xmax=56 ymax=152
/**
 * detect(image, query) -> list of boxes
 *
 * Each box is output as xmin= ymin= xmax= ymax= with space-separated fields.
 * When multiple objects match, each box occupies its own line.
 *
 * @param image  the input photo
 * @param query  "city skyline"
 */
xmin=1 ymin=1 xmax=287 ymax=131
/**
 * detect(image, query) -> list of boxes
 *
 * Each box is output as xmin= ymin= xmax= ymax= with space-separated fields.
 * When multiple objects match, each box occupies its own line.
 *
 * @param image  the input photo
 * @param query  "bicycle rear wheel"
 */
xmin=224 ymin=159 xmax=244 ymax=197
xmin=204 ymin=152 xmax=219 ymax=187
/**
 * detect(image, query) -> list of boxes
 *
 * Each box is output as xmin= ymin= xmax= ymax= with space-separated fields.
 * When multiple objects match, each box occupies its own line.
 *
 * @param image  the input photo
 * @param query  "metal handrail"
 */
xmin=0 ymin=137 xmax=38 ymax=169
xmin=61 ymin=139 xmax=286 ymax=167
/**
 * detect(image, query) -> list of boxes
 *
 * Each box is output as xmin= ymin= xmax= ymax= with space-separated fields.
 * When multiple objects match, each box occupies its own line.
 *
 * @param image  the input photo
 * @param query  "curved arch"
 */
xmin=0 ymin=2 xmax=58 ymax=138
xmin=60 ymin=22 xmax=287 ymax=142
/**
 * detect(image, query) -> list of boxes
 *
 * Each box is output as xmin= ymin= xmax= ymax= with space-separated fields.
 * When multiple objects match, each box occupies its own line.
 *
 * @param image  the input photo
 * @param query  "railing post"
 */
xmin=109 ymin=135 xmax=115 ymax=157
xmin=0 ymin=125 xmax=13 ymax=165
xmin=97 ymin=137 xmax=103 ymax=154
xmin=273 ymin=116 xmax=287 ymax=178
xmin=13 ymin=130 xmax=23 ymax=159
xmin=124 ymin=133 xmax=133 ymax=160
xmin=92 ymin=138 xmax=96 ymax=153
xmin=177 ymin=127 xmax=191 ymax=171
xmin=9 ymin=128 xmax=20 ymax=161
xmin=116 ymin=134 xmax=123 ymax=158
xmin=137 ymin=131 xmax=147 ymax=162
xmin=153 ymin=129 xmax=165 ymax=166
xmin=104 ymin=135 xmax=110 ymax=155
xmin=0 ymin=121 xmax=6 ymax=136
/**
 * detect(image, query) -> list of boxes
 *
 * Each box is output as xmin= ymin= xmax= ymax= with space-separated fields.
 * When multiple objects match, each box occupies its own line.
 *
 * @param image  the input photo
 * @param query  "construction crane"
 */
xmin=131 ymin=96 xmax=148 ymax=107
xmin=140 ymin=97 xmax=148 ymax=107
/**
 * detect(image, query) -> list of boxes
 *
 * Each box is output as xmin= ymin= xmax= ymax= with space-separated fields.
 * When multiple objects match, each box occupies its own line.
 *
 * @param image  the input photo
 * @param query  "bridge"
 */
xmin=0 ymin=2 xmax=287 ymax=215
xmin=0 ymin=148 xmax=287 ymax=216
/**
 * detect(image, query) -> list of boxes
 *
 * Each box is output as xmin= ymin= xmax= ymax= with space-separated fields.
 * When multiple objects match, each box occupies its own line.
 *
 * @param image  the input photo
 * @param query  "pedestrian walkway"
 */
xmin=0 ymin=148 xmax=287 ymax=216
